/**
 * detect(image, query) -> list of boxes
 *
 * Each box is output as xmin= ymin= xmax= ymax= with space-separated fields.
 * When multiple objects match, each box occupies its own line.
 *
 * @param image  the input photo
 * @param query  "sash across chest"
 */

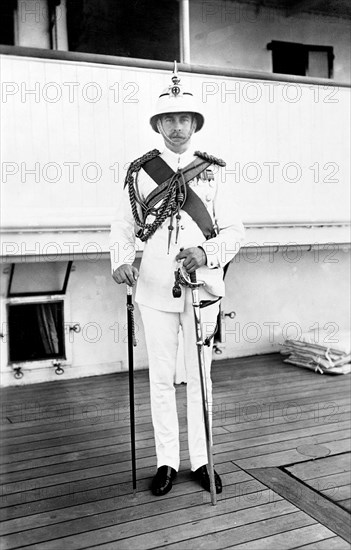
xmin=142 ymin=155 xmax=216 ymax=240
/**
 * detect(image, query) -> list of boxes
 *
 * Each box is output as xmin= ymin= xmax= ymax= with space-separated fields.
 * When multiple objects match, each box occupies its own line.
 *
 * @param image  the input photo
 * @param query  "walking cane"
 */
xmin=189 ymin=271 xmax=217 ymax=506
xmin=126 ymin=285 xmax=137 ymax=495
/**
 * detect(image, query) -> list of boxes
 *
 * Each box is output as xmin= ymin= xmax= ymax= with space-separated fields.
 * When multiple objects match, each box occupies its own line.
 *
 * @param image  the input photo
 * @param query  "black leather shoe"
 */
xmin=193 ymin=465 xmax=222 ymax=494
xmin=151 ymin=466 xmax=177 ymax=496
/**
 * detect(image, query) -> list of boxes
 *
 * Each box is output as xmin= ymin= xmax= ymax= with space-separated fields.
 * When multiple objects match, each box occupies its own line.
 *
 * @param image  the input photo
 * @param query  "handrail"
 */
xmin=0 ymin=45 xmax=350 ymax=88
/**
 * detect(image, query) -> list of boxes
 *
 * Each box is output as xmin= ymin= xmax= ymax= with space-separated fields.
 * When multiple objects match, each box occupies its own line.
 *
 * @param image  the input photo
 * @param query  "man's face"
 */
xmin=160 ymin=112 xmax=194 ymax=142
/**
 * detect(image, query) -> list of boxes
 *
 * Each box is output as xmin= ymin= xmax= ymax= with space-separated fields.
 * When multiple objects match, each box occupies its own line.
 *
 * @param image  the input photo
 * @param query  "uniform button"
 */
xmin=206 ymin=194 xmax=212 ymax=202
xmin=181 ymin=225 xmax=184 ymax=230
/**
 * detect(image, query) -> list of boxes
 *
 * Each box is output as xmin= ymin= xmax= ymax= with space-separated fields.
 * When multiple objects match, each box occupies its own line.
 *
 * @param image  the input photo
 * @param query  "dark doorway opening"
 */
xmin=267 ymin=40 xmax=334 ymax=78
xmin=0 ymin=0 xmax=15 ymax=46
xmin=66 ymin=0 xmax=180 ymax=61
xmin=8 ymin=301 xmax=66 ymax=363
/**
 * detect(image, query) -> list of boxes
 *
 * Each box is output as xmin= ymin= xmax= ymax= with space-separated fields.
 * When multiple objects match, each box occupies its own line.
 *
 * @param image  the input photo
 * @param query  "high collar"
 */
xmin=161 ymin=147 xmax=195 ymax=171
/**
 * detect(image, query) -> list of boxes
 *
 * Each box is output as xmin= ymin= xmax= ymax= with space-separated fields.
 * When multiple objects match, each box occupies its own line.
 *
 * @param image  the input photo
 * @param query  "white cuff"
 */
xmin=201 ymin=240 xmax=220 ymax=269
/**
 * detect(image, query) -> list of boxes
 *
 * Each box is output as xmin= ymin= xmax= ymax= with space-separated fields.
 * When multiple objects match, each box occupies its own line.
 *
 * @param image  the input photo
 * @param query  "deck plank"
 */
xmin=145 ymin=513 xmax=321 ymax=550
xmin=2 ymin=393 xmax=348 ymax=450
xmin=293 ymin=536 xmax=351 ymax=549
xmin=246 ymin=467 xmax=351 ymax=542
xmin=11 ymin=505 xmax=309 ymax=550
xmin=225 ymin=525 xmax=343 ymax=549
xmin=287 ymin=454 xmax=350 ymax=479
xmin=1 ymin=486 xmax=286 ymax=549
xmin=2 ymin=420 xmax=349 ymax=487
xmin=0 ymin=353 xmax=350 ymax=550
xmin=0 ymin=469 xmax=255 ymax=534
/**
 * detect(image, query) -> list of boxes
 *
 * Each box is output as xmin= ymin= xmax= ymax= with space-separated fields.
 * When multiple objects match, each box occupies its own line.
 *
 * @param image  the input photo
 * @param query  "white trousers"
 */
xmin=139 ymin=290 xmax=219 ymax=472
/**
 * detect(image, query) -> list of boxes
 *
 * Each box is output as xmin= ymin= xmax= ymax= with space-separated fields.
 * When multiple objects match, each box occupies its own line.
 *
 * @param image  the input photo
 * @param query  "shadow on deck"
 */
xmin=0 ymin=353 xmax=350 ymax=549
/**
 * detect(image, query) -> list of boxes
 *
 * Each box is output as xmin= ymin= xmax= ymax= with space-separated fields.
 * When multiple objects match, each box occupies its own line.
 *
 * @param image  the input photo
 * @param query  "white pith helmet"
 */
xmin=150 ymin=61 xmax=204 ymax=133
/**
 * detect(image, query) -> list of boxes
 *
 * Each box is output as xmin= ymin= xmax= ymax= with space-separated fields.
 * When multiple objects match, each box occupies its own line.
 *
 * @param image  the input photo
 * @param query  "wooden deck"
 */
xmin=0 ymin=353 xmax=350 ymax=550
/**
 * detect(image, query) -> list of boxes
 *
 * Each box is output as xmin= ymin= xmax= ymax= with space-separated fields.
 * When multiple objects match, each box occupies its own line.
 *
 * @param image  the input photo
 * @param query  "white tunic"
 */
xmin=109 ymin=148 xmax=245 ymax=312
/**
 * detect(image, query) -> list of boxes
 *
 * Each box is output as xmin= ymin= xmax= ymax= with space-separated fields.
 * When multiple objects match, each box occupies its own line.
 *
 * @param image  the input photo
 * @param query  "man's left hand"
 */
xmin=175 ymin=247 xmax=207 ymax=273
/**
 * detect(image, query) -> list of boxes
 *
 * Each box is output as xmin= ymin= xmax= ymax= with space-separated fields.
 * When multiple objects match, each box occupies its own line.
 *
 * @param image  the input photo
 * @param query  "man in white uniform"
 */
xmin=110 ymin=68 xmax=245 ymax=496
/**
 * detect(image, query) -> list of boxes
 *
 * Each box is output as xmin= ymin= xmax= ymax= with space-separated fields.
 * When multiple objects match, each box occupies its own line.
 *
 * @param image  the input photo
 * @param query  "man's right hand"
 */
xmin=112 ymin=264 xmax=139 ymax=286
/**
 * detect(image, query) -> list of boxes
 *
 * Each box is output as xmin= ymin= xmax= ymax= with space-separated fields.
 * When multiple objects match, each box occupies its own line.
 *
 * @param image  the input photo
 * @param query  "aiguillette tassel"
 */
xmin=175 ymin=205 xmax=181 ymax=244
xmin=167 ymin=212 xmax=174 ymax=254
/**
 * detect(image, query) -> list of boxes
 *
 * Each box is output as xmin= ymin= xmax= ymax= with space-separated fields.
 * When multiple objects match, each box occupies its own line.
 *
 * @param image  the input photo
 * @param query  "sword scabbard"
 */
xmin=189 ymin=271 xmax=217 ymax=506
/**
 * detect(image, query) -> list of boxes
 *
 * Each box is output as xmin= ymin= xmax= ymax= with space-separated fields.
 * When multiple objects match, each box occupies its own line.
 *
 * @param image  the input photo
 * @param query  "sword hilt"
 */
xmin=176 ymin=265 xmax=204 ymax=289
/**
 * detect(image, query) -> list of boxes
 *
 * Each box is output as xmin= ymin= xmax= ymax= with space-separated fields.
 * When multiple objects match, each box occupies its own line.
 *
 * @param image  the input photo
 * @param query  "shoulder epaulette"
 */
xmin=124 ymin=149 xmax=160 ymax=188
xmin=129 ymin=149 xmax=160 ymax=173
xmin=195 ymin=151 xmax=226 ymax=167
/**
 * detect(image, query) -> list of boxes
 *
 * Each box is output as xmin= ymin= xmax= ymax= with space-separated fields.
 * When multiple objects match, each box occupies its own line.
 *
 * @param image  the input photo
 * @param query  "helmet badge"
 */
xmin=171 ymin=60 xmax=181 ymax=97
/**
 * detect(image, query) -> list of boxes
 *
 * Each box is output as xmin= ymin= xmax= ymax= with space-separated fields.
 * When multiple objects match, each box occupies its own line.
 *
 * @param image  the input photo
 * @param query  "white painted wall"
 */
xmin=219 ymin=245 xmax=351 ymax=359
xmin=1 ymin=55 xmax=350 ymax=230
xmin=190 ymin=0 xmax=351 ymax=83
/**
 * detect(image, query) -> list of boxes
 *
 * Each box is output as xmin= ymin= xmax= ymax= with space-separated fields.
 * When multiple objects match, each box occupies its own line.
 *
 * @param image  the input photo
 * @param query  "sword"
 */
xmin=126 ymin=285 xmax=137 ymax=495
xmin=189 ymin=271 xmax=217 ymax=506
